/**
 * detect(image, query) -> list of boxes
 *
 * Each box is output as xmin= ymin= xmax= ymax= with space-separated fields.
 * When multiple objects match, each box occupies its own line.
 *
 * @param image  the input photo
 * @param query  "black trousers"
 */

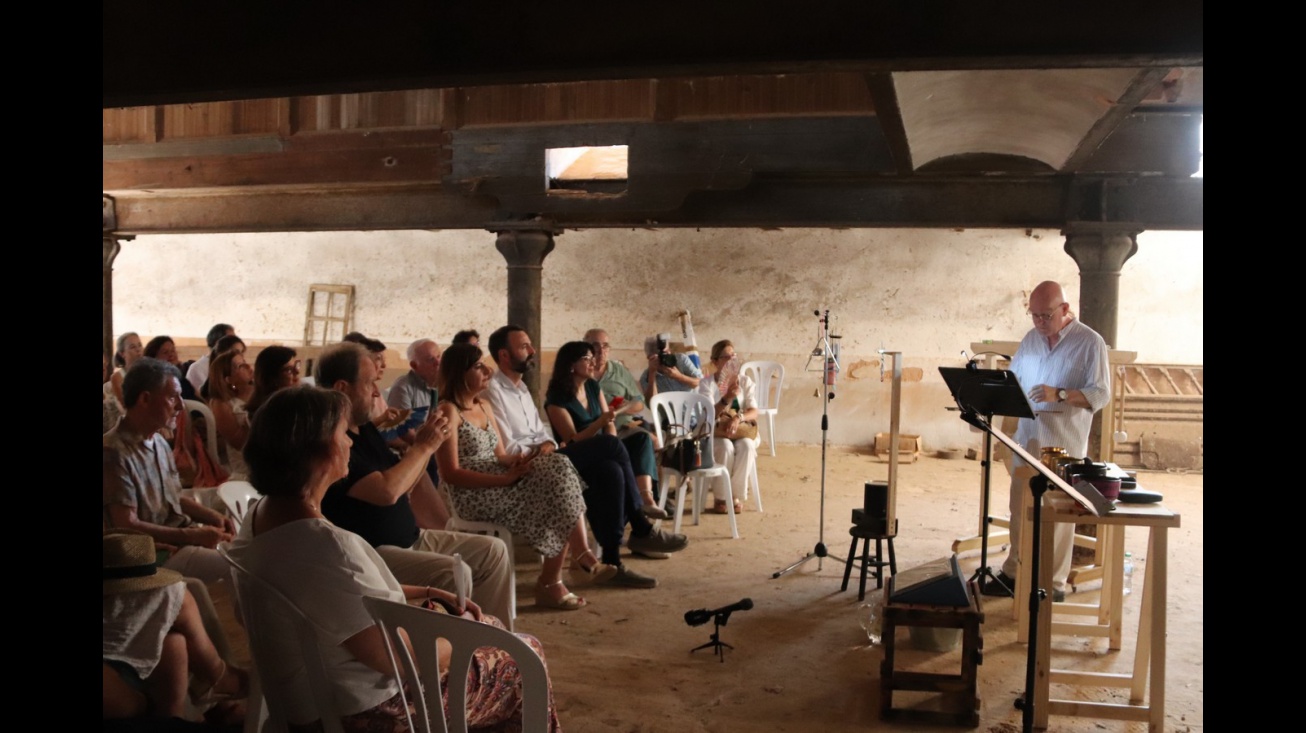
xmin=559 ymin=434 xmax=651 ymax=565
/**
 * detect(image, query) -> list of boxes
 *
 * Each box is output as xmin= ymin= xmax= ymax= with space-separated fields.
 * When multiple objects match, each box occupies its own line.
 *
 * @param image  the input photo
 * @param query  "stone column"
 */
xmin=1062 ymin=223 xmax=1139 ymax=461
xmin=1061 ymin=223 xmax=1140 ymax=349
xmin=102 ymin=196 xmax=135 ymax=361
xmin=494 ymin=226 xmax=558 ymax=399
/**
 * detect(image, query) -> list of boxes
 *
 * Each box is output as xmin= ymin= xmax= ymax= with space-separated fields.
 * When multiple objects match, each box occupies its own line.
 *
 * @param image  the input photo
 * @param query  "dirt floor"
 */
xmin=217 ymin=444 xmax=1203 ymax=732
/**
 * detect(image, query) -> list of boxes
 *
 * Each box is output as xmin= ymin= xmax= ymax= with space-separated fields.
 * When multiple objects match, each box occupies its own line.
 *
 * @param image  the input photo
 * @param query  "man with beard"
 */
xmin=482 ymin=325 xmax=688 ymax=588
xmin=317 ymin=342 xmax=514 ymax=622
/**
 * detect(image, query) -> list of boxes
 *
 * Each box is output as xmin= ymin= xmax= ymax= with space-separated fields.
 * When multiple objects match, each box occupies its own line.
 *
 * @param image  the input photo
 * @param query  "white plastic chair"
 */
xmin=217 ymin=480 xmax=259 ymax=532
xmin=741 ymin=361 xmax=785 ymax=457
xmin=649 ymin=392 xmax=738 ymax=539
xmin=363 ymin=596 xmax=550 ymax=733
xmin=183 ymin=399 xmax=224 ymax=472
xmin=218 ymin=546 xmax=353 ymax=733
xmin=440 ymin=484 xmax=518 ymax=630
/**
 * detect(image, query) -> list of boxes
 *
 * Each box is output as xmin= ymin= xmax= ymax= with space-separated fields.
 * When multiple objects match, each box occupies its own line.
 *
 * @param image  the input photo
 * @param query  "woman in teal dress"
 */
xmin=545 ymin=341 xmax=667 ymax=520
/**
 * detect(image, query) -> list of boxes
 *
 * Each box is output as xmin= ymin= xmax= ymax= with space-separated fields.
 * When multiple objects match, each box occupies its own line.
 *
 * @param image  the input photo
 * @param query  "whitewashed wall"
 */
xmin=111 ymin=228 xmax=1202 ymax=449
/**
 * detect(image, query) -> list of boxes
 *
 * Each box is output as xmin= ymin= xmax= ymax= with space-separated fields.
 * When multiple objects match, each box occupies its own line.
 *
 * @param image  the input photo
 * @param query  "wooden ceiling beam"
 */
xmin=107 ymin=176 xmax=1202 ymax=234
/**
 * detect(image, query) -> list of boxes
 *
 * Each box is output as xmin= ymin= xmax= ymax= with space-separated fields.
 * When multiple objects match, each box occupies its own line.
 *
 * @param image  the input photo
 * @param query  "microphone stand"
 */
xmin=690 ymin=611 xmax=738 ymax=662
xmin=774 ymin=308 xmax=842 ymax=578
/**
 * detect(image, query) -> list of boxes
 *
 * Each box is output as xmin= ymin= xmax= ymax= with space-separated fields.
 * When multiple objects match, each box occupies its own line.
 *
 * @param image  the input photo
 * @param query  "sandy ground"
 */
xmin=217 ymin=444 xmax=1203 ymax=732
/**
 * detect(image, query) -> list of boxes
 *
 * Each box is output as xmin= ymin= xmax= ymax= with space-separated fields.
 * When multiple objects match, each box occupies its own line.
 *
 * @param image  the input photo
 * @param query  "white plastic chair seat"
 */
xmin=741 ymin=361 xmax=785 ymax=457
xmin=440 ymin=484 xmax=518 ymax=629
xmin=363 ymin=596 xmax=550 ymax=733
xmin=649 ymin=392 xmax=738 ymax=539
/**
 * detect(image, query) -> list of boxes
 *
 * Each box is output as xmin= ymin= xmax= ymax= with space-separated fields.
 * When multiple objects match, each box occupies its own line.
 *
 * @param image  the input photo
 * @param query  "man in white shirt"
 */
xmin=184 ymin=323 xmax=235 ymax=394
xmin=982 ymin=281 xmax=1111 ymax=602
xmin=482 ymin=325 xmax=689 ymax=588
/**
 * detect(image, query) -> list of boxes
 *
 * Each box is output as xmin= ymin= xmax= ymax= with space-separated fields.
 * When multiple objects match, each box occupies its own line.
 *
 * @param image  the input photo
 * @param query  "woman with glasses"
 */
xmin=696 ymin=339 xmax=759 ymax=515
xmin=207 ymin=349 xmax=256 ymax=480
xmin=545 ymin=341 xmax=668 ymax=520
xmin=245 ymin=346 xmax=301 ymax=416
xmin=434 ymin=343 xmax=607 ymax=611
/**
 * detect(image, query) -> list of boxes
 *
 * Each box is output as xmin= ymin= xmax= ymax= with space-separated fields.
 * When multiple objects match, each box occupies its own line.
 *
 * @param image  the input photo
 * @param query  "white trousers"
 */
xmin=710 ymin=436 xmax=758 ymax=504
xmin=1001 ymin=464 xmax=1074 ymax=593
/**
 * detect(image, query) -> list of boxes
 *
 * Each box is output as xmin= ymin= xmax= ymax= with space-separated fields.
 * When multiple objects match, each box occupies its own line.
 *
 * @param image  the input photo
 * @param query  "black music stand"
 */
xmin=939 ymin=367 xmax=1035 ymax=596
xmin=982 ymin=423 xmax=1109 ymax=733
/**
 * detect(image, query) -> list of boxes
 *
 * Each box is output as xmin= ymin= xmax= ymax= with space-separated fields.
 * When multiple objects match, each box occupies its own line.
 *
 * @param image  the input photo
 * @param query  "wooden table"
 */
xmin=1029 ymin=498 xmax=1180 ymax=731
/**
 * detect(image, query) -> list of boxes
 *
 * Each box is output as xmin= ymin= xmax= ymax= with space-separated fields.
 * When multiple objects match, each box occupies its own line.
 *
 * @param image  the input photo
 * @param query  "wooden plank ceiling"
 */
xmin=102 ymin=2 xmax=1203 ymax=234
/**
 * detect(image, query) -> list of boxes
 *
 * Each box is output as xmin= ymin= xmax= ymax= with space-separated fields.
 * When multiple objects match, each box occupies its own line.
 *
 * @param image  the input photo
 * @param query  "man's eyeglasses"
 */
xmin=1027 ymin=304 xmax=1065 ymax=322
xmin=587 ymin=342 xmax=611 ymax=351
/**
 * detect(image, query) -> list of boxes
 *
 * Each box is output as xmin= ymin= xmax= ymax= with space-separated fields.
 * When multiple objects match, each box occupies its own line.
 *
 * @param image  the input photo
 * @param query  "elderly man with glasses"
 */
xmin=582 ymin=329 xmax=649 ymax=435
xmin=981 ymin=280 xmax=1111 ymax=602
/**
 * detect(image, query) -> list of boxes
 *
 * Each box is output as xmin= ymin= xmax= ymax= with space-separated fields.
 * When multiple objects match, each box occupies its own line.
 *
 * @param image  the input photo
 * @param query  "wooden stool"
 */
xmin=879 ymin=580 xmax=985 ymax=727
xmin=840 ymin=521 xmax=898 ymax=601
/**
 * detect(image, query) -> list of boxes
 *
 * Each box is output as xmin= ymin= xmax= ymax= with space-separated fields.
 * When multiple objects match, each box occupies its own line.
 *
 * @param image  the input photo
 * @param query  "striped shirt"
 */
xmin=1010 ymin=319 xmax=1111 ymax=466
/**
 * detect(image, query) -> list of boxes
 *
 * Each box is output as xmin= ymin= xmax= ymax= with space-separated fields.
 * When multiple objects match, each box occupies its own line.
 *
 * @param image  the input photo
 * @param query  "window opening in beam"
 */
xmin=546 ymin=145 xmax=628 ymax=195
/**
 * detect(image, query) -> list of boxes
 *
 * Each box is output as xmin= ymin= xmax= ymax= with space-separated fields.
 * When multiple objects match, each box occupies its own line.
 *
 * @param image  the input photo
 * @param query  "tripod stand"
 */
xmin=774 ymin=309 xmax=842 ymax=578
xmin=690 ymin=611 xmax=739 ymax=662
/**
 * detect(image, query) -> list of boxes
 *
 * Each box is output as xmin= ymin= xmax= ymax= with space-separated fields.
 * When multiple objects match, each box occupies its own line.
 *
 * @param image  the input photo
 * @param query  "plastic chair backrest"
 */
xmin=216 ymin=481 xmax=259 ymax=531
xmin=184 ymin=400 xmax=224 ymax=469
xmin=362 ymin=596 xmax=549 ymax=733
xmin=740 ymin=361 xmax=785 ymax=412
xmin=218 ymin=546 xmax=350 ymax=733
xmin=648 ymin=391 xmax=715 ymax=447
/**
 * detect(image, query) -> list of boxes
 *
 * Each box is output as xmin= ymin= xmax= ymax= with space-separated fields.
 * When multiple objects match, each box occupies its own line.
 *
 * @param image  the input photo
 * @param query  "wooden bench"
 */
xmin=879 ymin=580 xmax=984 ymax=727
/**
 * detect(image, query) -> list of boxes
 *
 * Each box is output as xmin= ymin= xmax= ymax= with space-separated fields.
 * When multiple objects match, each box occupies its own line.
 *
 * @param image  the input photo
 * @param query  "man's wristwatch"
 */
xmin=1056 ymin=388 xmax=1068 ymax=402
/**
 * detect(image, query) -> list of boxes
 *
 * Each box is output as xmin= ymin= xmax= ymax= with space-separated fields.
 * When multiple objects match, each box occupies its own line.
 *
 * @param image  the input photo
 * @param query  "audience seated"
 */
xmin=110 ymin=331 xmax=145 ymax=409
xmin=144 ymin=336 xmax=182 ymax=368
xmin=244 ymin=345 xmax=301 ymax=416
xmin=342 ymin=332 xmax=396 ymax=425
xmin=638 ymin=333 xmax=702 ymax=404
xmin=198 ymin=335 xmax=246 ymax=401
xmin=451 ymin=329 xmax=480 ymax=346
xmin=184 ymin=324 xmax=235 ymax=397
xmin=546 ymin=341 xmax=667 ymax=520
xmin=229 ymin=385 xmax=561 ymax=732
xmin=481 ymin=325 xmax=687 ymax=589
xmin=205 ymin=350 xmax=254 ymax=481
xmin=436 ymin=343 xmax=610 ymax=610
xmin=103 ymin=532 xmax=248 ymax=728
xmin=386 ymin=338 xmax=444 ymax=484
xmin=104 ymin=358 xmax=235 ymax=583
xmin=696 ymin=339 xmax=760 ymax=514
xmin=583 ymin=328 xmax=654 ymax=439
xmin=315 ymin=343 xmax=515 ymax=623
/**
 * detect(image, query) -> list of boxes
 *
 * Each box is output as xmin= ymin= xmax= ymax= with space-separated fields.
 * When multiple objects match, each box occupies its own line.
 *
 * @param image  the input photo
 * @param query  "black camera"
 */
xmin=659 ymin=353 xmax=678 ymax=368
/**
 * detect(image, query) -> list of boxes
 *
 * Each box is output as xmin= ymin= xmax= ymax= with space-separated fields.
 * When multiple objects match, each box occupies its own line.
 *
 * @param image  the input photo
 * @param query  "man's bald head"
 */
xmin=1028 ymin=281 xmax=1073 ymax=338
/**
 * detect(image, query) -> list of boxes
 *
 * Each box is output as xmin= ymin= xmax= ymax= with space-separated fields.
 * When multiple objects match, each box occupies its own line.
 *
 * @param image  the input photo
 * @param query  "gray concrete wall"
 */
xmin=111 ymin=227 xmax=1202 ymax=451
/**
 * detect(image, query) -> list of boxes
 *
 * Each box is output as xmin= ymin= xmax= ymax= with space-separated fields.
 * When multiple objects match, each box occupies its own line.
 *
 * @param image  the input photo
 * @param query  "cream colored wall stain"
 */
xmin=113 ymin=228 xmax=1202 ymax=450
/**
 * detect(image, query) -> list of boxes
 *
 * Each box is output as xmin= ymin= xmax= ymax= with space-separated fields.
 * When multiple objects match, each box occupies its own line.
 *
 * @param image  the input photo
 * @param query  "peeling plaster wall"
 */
xmin=112 ymin=228 xmax=1201 ymax=450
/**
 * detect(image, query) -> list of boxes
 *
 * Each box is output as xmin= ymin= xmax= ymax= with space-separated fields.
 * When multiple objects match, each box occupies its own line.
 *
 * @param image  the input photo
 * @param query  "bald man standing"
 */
xmin=982 ymin=281 xmax=1111 ymax=602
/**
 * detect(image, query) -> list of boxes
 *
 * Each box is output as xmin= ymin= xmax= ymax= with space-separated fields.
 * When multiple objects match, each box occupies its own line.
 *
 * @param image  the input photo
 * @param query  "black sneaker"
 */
xmin=627 ymin=528 xmax=689 ymax=555
xmin=980 ymin=570 xmax=1016 ymax=598
xmin=1051 ymin=588 xmax=1066 ymax=603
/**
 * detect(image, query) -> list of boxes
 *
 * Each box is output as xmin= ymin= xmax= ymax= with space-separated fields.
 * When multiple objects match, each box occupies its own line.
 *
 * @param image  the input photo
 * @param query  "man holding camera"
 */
xmin=639 ymin=333 xmax=702 ymax=401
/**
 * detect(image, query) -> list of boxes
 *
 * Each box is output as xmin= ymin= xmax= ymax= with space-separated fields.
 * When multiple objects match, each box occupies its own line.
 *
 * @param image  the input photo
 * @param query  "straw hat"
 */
xmin=103 ymin=532 xmax=183 ymax=594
